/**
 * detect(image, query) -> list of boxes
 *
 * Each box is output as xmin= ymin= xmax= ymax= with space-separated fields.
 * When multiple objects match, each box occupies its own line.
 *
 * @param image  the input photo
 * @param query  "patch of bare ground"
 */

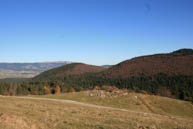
xmin=0 ymin=113 xmax=36 ymax=129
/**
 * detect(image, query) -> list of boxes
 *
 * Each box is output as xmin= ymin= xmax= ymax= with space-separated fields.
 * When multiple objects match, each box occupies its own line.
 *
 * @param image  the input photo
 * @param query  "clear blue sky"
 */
xmin=0 ymin=0 xmax=193 ymax=65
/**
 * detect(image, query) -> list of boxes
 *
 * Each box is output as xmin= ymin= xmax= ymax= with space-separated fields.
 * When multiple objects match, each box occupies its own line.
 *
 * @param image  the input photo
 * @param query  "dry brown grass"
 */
xmin=37 ymin=91 xmax=193 ymax=119
xmin=0 ymin=114 xmax=37 ymax=129
xmin=0 ymin=94 xmax=193 ymax=129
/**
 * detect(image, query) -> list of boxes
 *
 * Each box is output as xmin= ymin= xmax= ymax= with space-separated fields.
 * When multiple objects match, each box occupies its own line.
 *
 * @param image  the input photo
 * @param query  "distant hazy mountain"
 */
xmin=101 ymin=65 xmax=113 ymax=68
xmin=0 ymin=61 xmax=71 ymax=79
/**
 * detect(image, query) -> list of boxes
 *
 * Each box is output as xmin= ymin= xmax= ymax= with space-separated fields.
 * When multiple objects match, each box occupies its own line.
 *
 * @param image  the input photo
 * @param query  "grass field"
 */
xmin=36 ymin=91 xmax=193 ymax=119
xmin=0 ymin=92 xmax=193 ymax=129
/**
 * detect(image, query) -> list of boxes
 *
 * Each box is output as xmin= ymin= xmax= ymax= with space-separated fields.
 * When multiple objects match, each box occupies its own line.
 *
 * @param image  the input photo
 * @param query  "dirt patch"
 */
xmin=0 ymin=114 xmax=36 ymax=129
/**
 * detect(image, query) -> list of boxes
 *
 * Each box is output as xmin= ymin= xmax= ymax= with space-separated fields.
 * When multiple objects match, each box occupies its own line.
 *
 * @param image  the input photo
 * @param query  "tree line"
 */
xmin=0 ymin=73 xmax=193 ymax=102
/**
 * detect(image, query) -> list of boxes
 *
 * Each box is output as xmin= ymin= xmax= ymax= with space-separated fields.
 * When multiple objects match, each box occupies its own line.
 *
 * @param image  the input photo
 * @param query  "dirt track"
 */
xmin=1 ymin=95 xmax=192 ymax=122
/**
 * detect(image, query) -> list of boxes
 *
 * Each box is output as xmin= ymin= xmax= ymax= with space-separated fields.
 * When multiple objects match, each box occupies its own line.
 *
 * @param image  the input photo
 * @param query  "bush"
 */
xmin=140 ymin=90 xmax=148 ymax=94
xmin=43 ymin=86 xmax=51 ymax=94
xmin=55 ymin=86 xmax=61 ymax=94
xmin=69 ymin=88 xmax=75 ymax=93
xmin=94 ymin=85 xmax=100 ymax=90
xmin=101 ymin=85 xmax=118 ymax=92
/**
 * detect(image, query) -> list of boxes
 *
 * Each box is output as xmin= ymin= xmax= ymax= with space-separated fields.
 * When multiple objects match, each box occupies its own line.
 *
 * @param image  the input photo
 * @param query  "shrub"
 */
xmin=55 ymin=86 xmax=61 ymax=94
xmin=43 ymin=86 xmax=51 ymax=94
xmin=140 ymin=90 xmax=148 ymax=94
xmin=69 ymin=88 xmax=75 ymax=93
xmin=101 ymin=85 xmax=118 ymax=92
xmin=94 ymin=85 xmax=100 ymax=90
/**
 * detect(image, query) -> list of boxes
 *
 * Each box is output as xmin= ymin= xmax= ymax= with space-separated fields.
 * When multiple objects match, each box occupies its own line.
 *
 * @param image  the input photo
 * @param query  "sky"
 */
xmin=0 ymin=0 xmax=193 ymax=65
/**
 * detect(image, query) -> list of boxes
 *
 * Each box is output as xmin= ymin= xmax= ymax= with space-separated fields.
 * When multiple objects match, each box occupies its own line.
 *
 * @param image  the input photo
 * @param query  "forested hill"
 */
xmin=0 ymin=49 xmax=193 ymax=102
xmin=103 ymin=49 xmax=193 ymax=78
xmin=33 ymin=63 xmax=105 ymax=80
xmin=30 ymin=49 xmax=193 ymax=102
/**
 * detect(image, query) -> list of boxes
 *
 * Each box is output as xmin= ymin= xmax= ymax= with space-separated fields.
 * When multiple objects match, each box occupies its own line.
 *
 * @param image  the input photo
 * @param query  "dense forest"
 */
xmin=0 ymin=73 xmax=193 ymax=102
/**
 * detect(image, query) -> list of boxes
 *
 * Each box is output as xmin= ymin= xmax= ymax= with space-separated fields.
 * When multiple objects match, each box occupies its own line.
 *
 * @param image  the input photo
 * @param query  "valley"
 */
xmin=0 ymin=62 xmax=70 ymax=79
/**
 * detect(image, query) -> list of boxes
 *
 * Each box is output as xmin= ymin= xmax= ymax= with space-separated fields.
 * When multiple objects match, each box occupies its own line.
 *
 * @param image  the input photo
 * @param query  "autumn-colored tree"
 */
xmin=69 ymin=88 xmax=75 ymax=93
xmin=55 ymin=86 xmax=61 ymax=94
xmin=94 ymin=85 xmax=100 ymax=90
xmin=43 ymin=86 xmax=51 ymax=94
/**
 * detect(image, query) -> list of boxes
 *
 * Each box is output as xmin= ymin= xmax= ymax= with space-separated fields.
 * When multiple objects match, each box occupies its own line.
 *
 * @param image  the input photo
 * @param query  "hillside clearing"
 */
xmin=0 ymin=92 xmax=193 ymax=129
xmin=34 ymin=91 xmax=193 ymax=119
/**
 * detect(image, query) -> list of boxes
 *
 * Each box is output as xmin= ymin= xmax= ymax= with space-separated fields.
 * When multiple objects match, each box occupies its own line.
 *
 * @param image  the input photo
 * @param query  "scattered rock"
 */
xmin=87 ymin=89 xmax=130 ymax=98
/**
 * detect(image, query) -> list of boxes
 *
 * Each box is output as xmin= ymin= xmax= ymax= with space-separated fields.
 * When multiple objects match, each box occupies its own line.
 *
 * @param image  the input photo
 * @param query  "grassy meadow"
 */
xmin=36 ymin=91 xmax=193 ymax=119
xmin=0 ymin=92 xmax=193 ymax=129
